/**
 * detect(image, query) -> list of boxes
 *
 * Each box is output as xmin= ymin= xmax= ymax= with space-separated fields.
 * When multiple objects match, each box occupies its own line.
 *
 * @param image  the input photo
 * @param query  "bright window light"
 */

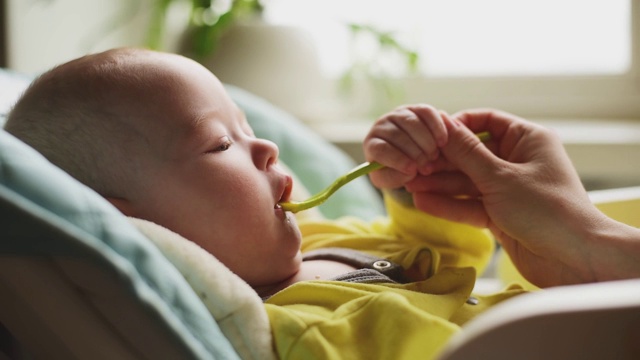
xmin=264 ymin=0 xmax=631 ymax=77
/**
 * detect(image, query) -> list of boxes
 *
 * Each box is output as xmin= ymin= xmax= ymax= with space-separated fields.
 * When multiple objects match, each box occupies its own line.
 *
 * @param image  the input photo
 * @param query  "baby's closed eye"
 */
xmin=209 ymin=135 xmax=232 ymax=152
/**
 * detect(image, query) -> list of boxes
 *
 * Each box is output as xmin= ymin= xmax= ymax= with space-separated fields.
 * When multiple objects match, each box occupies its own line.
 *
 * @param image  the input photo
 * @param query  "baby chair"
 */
xmin=1 ymin=68 xmax=639 ymax=359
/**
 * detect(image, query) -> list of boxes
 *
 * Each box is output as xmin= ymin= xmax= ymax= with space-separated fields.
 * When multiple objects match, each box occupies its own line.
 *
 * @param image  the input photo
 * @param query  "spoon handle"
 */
xmin=279 ymin=161 xmax=383 ymax=213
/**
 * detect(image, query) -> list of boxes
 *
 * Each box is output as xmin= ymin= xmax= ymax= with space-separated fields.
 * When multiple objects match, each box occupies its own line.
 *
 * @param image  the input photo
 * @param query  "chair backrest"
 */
xmin=0 ymin=130 xmax=240 ymax=359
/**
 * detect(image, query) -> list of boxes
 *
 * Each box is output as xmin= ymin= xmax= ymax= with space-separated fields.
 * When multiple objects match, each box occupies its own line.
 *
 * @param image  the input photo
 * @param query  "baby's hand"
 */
xmin=363 ymin=104 xmax=449 ymax=189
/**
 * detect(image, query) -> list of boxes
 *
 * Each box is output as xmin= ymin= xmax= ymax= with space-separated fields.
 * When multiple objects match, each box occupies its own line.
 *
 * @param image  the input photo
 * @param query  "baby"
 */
xmin=5 ymin=48 xmax=522 ymax=359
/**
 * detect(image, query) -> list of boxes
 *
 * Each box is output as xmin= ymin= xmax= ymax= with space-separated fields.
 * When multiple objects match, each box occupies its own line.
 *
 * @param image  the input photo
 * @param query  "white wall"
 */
xmin=6 ymin=0 xmax=151 ymax=74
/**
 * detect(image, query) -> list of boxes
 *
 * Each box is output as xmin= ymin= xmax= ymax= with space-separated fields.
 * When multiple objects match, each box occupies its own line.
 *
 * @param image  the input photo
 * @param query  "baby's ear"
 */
xmin=106 ymin=197 xmax=134 ymax=216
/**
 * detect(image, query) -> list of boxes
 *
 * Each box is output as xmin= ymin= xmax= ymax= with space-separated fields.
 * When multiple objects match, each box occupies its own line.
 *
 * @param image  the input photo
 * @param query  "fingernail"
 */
xmin=420 ymin=163 xmax=434 ymax=175
xmin=419 ymin=168 xmax=432 ymax=176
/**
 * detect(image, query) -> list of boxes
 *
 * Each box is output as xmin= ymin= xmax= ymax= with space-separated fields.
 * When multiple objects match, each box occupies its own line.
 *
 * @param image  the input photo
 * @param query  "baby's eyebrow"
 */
xmin=192 ymin=111 xmax=211 ymax=128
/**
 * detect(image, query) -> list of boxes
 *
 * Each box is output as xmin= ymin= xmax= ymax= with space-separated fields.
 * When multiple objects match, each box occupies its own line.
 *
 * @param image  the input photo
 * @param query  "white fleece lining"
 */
xmin=128 ymin=217 xmax=275 ymax=360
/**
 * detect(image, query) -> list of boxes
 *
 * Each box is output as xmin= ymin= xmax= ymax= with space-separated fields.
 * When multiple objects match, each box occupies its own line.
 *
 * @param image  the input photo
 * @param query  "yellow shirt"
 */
xmin=265 ymin=193 xmax=525 ymax=359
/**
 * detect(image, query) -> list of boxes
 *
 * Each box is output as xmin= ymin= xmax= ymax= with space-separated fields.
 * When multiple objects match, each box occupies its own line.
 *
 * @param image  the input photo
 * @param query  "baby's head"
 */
xmin=5 ymin=48 xmax=302 ymax=288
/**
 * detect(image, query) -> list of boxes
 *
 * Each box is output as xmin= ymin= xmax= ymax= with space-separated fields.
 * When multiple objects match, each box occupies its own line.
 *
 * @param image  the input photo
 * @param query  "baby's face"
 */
xmin=121 ymin=52 xmax=302 ymax=287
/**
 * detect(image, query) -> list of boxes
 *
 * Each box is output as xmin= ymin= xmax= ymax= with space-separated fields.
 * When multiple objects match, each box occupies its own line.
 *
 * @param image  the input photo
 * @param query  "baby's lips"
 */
xmin=275 ymin=174 xmax=294 ymax=209
xmin=272 ymin=162 xmax=292 ymax=177
xmin=281 ymin=175 xmax=293 ymax=202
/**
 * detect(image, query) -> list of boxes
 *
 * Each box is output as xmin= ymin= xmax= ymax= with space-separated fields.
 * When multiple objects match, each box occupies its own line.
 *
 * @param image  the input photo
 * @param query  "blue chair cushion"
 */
xmin=0 ymin=129 xmax=240 ymax=359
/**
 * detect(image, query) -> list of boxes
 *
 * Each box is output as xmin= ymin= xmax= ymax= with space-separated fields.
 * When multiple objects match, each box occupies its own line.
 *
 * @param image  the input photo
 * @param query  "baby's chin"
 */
xmin=286 ymin=214 xmax=303 ymax=248
xmin=250 ymin=252 xmax=303 ymax=297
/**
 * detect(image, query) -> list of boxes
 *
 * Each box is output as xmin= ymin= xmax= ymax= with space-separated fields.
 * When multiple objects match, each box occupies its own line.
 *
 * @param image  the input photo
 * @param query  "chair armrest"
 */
xmin=439 ymin=278 xmax=640 ymax=360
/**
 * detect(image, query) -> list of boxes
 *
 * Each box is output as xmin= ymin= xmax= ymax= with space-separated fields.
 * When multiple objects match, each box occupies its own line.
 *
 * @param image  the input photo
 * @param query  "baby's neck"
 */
xmin=255 ymin=259 xmax=358 ymax=298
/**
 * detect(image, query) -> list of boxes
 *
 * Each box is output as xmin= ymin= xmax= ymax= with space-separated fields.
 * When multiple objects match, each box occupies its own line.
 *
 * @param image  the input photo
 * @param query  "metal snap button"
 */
xmin=466 ymin=296 xmax=479 ymax=305
xmin=372 ymin=260 xmax=392 ymax=270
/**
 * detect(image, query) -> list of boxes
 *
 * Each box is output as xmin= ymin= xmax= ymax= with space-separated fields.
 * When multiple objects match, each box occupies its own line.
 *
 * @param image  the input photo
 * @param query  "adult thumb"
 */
xmin=440 ymin=121 xmax=502 ymax=182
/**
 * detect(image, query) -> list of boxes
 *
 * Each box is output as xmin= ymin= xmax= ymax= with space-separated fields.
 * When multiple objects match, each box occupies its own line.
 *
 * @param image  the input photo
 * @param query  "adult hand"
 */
xmin=405 ymin=109 xmax=619 ymax=287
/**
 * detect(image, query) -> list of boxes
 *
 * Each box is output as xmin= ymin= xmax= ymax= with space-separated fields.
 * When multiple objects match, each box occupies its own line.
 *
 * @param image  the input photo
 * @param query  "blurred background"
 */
xmin=2 ymin=0 xmax=640 ymax=190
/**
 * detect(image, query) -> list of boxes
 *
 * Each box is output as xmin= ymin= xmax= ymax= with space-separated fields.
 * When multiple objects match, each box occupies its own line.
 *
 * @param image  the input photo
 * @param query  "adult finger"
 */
xmin=412 ymin=192 xmax=490 ymax=228
xmin=440 ymin=119 xmax=505 ymax=184
xmin=405 ymin=172 xmax=480 ymax=197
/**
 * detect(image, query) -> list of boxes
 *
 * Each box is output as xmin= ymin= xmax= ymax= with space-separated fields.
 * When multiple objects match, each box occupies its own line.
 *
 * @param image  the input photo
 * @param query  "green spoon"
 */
xmin=279 ymin=161 xmax=385 ymax=213
xmin=279 ymin=131 xmax=491 ymax=213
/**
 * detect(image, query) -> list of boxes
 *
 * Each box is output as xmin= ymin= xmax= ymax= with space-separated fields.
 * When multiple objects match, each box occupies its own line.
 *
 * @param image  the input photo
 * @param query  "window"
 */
xmin=264 ymin=0 xmax=639 ymax=121
xmin=266 ymin=0 xmax=631 ymax=78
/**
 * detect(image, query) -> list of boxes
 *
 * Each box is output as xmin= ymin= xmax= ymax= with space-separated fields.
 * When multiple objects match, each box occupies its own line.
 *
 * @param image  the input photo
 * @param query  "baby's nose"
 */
xmin=252 ymin=138 xmax=279 ymax=169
